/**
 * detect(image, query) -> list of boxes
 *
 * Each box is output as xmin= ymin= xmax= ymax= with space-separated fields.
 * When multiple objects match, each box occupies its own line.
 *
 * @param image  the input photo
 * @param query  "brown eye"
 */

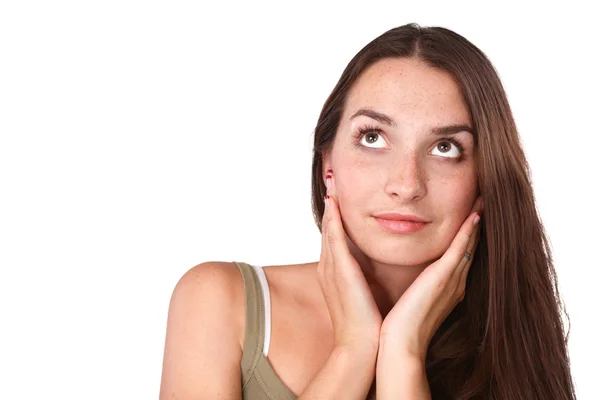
xmin=365 ymin=134 xmax=379 ymax=144
xmin=358 ymin=131 xmax=387 ymax=149
xmin=432 ymin=140 xmax=462 ymax=158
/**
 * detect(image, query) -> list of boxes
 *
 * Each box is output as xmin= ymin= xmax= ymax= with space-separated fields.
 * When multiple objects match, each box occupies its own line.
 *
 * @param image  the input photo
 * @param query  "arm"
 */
xmin=159 ymin=262 xmax=244 ymax=400
xmin=298 ymin=344 xmax=377 ymax=400
xmin=376 ymin=341 xmax=431 ymax=400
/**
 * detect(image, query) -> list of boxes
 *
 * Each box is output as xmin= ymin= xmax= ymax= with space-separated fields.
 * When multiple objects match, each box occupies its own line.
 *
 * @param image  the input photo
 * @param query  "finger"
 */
xmin=454 ymin=215 xmax=481 ymax=278
xmin=458 ymin=225 xmax=481 ymax=288
xmin=438 ymin=213 xmax=479 ymax=305
xmin=453 ymin=222 xmax=481 ymax=303
xmin=319 ymin=196 xmax=335 ymax=296
xmin=442 ymin=210 xmax=482 ymax=280
xmin=319 ymin=197 xmax=335 ymax=300
xmin=457 ymin=220 xmax=481 ymax=285
xmin=324 ymin=194 xmax=354 ymax=266
xmin=323 ymin=196 xmax=336 ymax=285
xmin=319 ymin=196 xmax=328 ymax=272
xmin=454 ymin=195 xmax=484 ymax=276
xmin=447 ymin=196 xmax=483 ymax=273
xmin=319 ymin=195 xmax=347 ymax=327
xmin=320 ymin=171 xmax=333 ymax=267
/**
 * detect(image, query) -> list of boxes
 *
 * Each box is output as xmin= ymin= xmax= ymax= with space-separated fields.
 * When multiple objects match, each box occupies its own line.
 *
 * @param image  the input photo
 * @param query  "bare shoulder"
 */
xmin=174 ymin=261 xmax=244 ymax=301
xmin=159 ymin=261 xmax=245 ymax=400
xmin=169 ymin=261 xmax=246 ymax=342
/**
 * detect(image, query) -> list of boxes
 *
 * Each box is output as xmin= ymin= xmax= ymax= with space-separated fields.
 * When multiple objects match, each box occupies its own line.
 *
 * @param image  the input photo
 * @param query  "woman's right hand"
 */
xmin=318 ymin=169 xmax=383 ymax=353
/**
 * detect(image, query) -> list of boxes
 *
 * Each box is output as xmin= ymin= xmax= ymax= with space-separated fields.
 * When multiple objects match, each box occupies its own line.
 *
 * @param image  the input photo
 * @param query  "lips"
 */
xmin=372 ymin=212 xmax=431 ymax=234
xmin=374 ymin=217 xmax=429 ymax=234
xmin=372 ymin=213 xmax=430 ymax=223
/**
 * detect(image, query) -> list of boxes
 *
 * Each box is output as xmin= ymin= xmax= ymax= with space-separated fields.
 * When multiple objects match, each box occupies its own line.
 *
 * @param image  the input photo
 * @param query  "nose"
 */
xmin=384 ymin=154 xmax=427 ymax=201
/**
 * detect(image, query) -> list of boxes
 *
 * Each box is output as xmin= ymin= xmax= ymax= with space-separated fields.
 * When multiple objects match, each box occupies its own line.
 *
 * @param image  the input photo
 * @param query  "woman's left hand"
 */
xmin=379 ymin=196 xmax=484 ymax=361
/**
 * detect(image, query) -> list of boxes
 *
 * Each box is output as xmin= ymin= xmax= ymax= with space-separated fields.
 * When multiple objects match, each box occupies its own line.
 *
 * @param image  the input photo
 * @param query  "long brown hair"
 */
xmin=310 ymin=23 xmax=576 ymax=399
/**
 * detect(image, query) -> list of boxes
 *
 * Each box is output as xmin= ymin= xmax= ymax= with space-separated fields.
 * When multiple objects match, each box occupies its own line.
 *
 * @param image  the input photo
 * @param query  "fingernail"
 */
xmin=324 ymin=195 xmax=330 ymax=208
xmin=473 ymin=213 xmax=480 ymax=225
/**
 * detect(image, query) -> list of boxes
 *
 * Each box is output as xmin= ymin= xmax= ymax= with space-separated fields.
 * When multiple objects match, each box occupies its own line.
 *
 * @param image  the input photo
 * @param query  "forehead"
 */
xmin=344 ymin=58 xmax=471 ymax=124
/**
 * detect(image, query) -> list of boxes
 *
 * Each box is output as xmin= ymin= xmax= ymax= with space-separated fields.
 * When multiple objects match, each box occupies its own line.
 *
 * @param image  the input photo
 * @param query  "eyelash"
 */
xmin=352 ymin=124 xmax=466 ymax=161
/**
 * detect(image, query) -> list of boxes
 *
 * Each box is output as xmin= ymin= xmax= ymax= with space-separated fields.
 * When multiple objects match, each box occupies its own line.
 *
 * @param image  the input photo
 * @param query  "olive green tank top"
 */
xmin=235 ymin=261 xmax=297 ymax=400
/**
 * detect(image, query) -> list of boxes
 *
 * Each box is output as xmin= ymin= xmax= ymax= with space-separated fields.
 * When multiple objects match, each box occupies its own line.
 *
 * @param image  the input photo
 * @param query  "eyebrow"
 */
xmin=349 ymin=107 xmax=473 ymax=135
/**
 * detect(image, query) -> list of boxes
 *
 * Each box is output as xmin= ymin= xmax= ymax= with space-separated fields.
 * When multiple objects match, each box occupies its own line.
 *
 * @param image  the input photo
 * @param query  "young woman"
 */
xmin=160 ymin=23 xmax=577 ymax=399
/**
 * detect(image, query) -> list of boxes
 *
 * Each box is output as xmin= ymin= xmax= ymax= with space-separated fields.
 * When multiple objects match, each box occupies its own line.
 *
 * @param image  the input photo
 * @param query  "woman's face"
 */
xmin=323 ymin=57 xmax=478 ymax=266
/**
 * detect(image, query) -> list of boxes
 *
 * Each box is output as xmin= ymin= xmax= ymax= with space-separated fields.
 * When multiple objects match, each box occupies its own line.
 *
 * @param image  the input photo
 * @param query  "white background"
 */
xmin=1 ymin=1 xmax=598 ymax=398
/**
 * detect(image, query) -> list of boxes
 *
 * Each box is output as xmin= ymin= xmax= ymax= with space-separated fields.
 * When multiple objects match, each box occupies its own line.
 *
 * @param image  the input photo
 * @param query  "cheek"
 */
xmin=334 ymin=154 xmax=372 ymax=193
xmin=430 ymin=168 xmax=477 ymax=219
xmin=434 ymin=165 xmax=477 ymax=204
xmin=336 ymin=169 xmax=380 ymax=210
xmin=434 ymin=184 xmax=477 ymax=240
xmin=438 ymin=185 xmax=476 ymax=212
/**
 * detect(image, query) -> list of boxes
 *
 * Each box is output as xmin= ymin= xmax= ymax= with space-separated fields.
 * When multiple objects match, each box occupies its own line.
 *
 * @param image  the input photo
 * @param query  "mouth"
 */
xmin=373 ymin=217 xmax=430 ymax=234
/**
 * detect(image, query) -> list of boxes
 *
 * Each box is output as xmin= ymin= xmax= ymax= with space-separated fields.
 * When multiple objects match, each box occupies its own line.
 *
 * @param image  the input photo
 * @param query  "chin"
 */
xmin=375 ymin=248 xmax=440 ymax=266
xmin=353 ymin=237 xmax=444 ymax=267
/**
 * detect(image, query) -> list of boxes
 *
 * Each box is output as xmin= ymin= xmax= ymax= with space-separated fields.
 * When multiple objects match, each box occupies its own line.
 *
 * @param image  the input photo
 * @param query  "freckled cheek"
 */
xmin=434 ymin=180 xmax=477 ymax=222
xmin=335 ymin=163 xmax=377 ymax=207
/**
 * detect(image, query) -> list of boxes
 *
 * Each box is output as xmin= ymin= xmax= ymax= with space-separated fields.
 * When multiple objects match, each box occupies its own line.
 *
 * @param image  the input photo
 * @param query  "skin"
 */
xmin=321 ymin=182 xmax=483 ymax=398
xmin=255 ymin=57 xmax=481 ymax=395
xmin=159 ymin=56 xmax=484 ymax=398
xmin=321 ymin=57 xmax=479 ymax=317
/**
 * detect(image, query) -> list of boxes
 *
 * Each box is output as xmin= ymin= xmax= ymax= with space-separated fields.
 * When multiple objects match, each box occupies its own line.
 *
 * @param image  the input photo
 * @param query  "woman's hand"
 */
xmin=379 ymin=196 xmax=484 ymax=361
xmin=318 ymin=170 xmax=383 ymax=353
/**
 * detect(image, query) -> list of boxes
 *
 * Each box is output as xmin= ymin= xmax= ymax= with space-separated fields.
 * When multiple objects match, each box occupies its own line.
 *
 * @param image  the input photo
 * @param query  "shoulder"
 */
xmin=174 ymin=261 xmax=244 ymax=299
xmin=159 ymin=261 xmax=245 ymax=399
xmin=170 ymin=261 xmax=246 ymax=343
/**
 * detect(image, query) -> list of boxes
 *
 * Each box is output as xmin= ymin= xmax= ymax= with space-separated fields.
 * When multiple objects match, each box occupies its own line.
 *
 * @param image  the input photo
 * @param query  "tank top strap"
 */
xmin=234 ymin=261 xmax=266 ymax=386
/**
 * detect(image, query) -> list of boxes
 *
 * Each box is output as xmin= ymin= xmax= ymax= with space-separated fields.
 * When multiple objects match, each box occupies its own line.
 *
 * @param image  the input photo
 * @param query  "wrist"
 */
xmin=331 ymin=345 xmax=378 ymax=383
xmin=334 ymin=341 xmax=379 ymax=362
xmin=379 ymin=331 xmax=427 ymax=363
xmin=376 ymin=350 xmax=430 ymax=399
